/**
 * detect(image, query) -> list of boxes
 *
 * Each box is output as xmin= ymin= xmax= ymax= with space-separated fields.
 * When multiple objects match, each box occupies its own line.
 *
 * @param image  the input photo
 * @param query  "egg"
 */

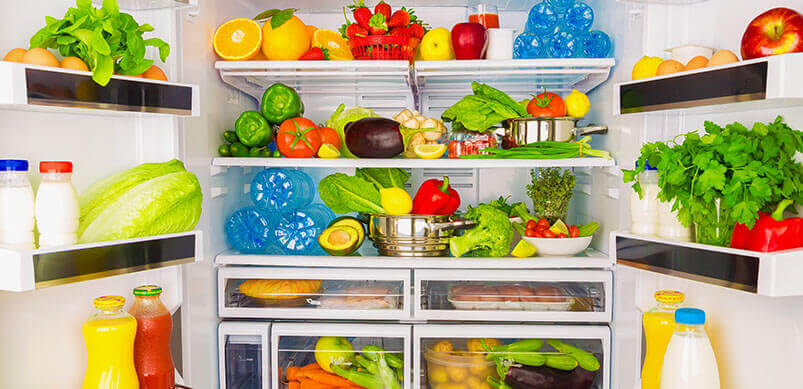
xmin=684 ymin=55 xmax=709 ymax=71
xmin=707 ymin=49 xmax=739 ymax=67
xmin=142 ymin=65 xmax=167 ymax=81
xmin=22 ymin=48 xmax=60 ymax=67
xmin=656 ymin=59 xmax=684 ymax=76
xmin=3 ymin=48 xmax=27 ymax=63
xmin=60 ymin=56 xmax=89 ymax=71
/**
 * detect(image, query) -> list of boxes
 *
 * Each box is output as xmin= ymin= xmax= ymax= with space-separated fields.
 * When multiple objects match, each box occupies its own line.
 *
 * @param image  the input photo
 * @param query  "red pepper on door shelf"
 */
xmin=412 ymin=175 xmax=461 ymax=215
xmin=731 ymin=199 xmax=803 ymax=252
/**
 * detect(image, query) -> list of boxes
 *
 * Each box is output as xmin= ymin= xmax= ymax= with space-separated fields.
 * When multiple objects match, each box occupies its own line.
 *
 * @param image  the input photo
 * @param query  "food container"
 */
xmin=368 ymin=214 xmax=475 ymax=257
xmin=520 ymin=235 xmax=593 ymax=256
xmin=486 ymin=28 xmax=515 ymax=59
xmin=666 ymin=44 xmax=714 ymax=65
xmin=497 ymin=117 xmax=607 ymax=149
xmin=447 ymin=131 xmax=499 ymax=158
xmin=448 ymin=283 xmax=574 ymax=311
xmin=349 ymin=35 xmax=415 ymax=61
xmin=237 ymin=279 xmax=322 ymax=307
xmin=424 ymin=340 xmax=497 ymax=388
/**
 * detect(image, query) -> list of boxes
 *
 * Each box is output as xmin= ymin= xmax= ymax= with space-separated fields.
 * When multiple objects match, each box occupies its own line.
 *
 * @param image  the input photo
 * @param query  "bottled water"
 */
xmin=273 ymin=204 xmax=335 ymax=255
xmin=251 ymin=168 xmax=314 ymax=213
xmin=526 ymin=2 xmax=559 ymax=36
xmin=547 ymin=0 xmax=575 ymax=10
xmin=225 ymin=206 xmax=275 ymax=253
xmin=547 ymin=30 xmax=580 ymax=58
xmin=563 ymin=2 xmax=594 ymax=35
xmin=578 ymin=30 xmax=612 ymax=58
xmin=514 ymin=33 xmax=544 ymax=59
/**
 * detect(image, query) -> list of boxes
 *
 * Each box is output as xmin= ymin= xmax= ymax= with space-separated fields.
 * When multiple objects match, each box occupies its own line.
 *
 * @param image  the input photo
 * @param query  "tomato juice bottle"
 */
xmin=129 ymin=285 xmax=175 ymax=389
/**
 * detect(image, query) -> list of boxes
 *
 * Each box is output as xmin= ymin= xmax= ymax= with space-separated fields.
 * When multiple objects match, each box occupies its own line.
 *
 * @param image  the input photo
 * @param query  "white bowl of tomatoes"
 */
xmin=520 ymin=219 xmax=593 ymax=256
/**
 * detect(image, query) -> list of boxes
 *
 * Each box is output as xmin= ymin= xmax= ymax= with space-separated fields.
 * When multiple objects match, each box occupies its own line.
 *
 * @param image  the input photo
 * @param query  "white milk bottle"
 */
xmin=660 ymin=308 xmax=720 ymax=389
xmin=0 ymin=160 xmax=35 ymax=250
xmin=657 ymin=200 xmax=692 ymax=241
xmin=36 ymin=161 xmax=79 ymax=248
xmin=630 ymin=163 xmax=659 ymax=236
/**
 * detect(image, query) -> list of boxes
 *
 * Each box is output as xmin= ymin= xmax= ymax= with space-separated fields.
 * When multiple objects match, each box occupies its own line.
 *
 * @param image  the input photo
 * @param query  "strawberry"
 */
xmin=299 ymin=47 xmax=329 ymax=60
xmin=407 ymin=23 xmax=425 ymax=39
xmin=388 ymin=9 xmax=410 ymax=28
xmin=374 ymin=1 xmax=391 ymax=21
xmin=343 ymin=23 xmax=369 ymax=39
xmin=349 ymin=0 xmax=373 ymax=30
xmin=389 ymin=26 xmax=409 ymax=37
xmin=367 ymin=13 xmax=388 ymax=35
xmin=409 ymin=37 xmax=421 ymax=49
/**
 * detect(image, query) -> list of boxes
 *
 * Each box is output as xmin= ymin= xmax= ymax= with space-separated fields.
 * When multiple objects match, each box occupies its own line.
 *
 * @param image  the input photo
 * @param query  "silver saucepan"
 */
xmin=368 ymin=214 xmax=476 ymax=257
xmin=495 ymin=117 xmax=608 ymax=149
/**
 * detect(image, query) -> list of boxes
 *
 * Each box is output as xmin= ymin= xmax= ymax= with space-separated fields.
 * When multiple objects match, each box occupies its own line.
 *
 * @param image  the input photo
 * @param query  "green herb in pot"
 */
xmin=527 ymin=168 xmax=575 ymax=224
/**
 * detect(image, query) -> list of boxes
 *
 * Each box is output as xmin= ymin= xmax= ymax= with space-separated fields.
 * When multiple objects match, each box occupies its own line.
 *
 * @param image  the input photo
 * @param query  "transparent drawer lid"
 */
xmin=224 ymin=335 xmax=262 ymax=389
xmin=423 ymin=280 xmax=604 ymax=312
xmin=226 ymin=278 xmax=403 ymax=310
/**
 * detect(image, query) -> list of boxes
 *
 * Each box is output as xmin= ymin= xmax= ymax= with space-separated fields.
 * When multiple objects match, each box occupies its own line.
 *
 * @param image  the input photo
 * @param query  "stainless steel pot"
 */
xmin=496 ymin=117 xmax=608 ymax=149
xmin=368 ymin=214 xmax=475 ymax=257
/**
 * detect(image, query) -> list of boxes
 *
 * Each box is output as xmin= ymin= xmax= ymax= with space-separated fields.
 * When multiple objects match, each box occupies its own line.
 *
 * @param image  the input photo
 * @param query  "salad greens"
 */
xmin=442 ymin=82 xmax=529 ymax=133
xmin=319 ymin=169 xmax=411 ymax=214
xmin=356 ymin=168 xmax=410 ymax=190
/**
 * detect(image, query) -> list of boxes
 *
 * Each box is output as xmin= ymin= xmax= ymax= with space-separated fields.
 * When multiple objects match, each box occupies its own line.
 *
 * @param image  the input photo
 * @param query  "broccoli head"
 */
xmin=450 ymin=204 xmax=513 ymax=257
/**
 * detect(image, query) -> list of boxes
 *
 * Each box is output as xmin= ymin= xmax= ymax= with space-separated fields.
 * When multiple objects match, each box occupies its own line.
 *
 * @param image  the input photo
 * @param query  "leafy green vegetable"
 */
xmin=472 ymin=82 xmax=529 ymax=117
xmin=441 ymin=82 xmax=529 ymax=133
xmin=356 ymin=168 xmax=410 ymax=190
xmin=318 ymin=173 xmax=385 ymax=214
xmin=578 ymin=222 xmax=599 ymax=237
xmin=449 ymin=204 xmax=513 ymax=257
xmin=486 ymin=195 xmax=524 ymax=217
xmin=527 ymin=168 xmax=575 ymax=223
xmin=326 ymin=105 xmax=379 ymax=158
xmin=29 ymin=0 xmax=170 ymax=86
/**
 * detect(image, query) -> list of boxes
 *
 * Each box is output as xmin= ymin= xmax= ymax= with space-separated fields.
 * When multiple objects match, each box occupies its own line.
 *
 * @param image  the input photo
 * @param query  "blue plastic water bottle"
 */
xmin=547 ymin=0 xmax=576 ymax=10
xmin=526 ymin=2 xmax=559 ymax=37
xmin=514 ymin=33 xmax=544 ymax=59
xmin=563 ymin=2 xmax=594 ymax=35
xmin=273 ymin=203 xmax=335 ymax=255
xmin=547 ymin=30 xmax=580 ymax=58
xmin=578 ymin=30 xmax=612 ymax=58
xmin=251 ymin=168 xmax=314 ymax=213
xmin=225 ymin=206 xmax=276 ymax=253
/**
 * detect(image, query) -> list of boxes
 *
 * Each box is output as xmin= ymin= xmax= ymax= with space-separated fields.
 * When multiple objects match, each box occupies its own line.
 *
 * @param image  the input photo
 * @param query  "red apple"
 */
xmin=451 ymin=22 xmax=488 ymax=60
xmin=741 ymin=7 xmax=803 ymax=60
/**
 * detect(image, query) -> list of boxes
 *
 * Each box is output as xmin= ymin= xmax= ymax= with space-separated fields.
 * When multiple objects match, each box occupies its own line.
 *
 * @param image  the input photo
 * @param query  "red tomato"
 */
xmin=525 ymin=229 xmax=536 ymax=237
xmin=568 ymin=225 xmax=580 ymax=238
xmin=526 ymin=220 xmax=538 ymax=230
xmin=316 ymin=126 xmax=341 ymax=149
xmin=527 ymin=90 xmax=567 ymax=117
xmin=532 ymin=229 xmax=543 ymax=238
xmin=541 ymin=229 xmax=557 ymax=238
xmin=277 ymin=118 xmax=321 ymax=158
xmin=558 ymin=233 xmax=568 ymax=239
xmin=537 ymin=218 xmax=550 ymax=229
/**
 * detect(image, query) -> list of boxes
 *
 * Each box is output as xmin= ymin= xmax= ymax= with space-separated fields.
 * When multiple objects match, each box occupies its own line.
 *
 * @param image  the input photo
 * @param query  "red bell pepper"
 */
xmin=731 ymin=199 xmax=803 ymax=252
xmin=412 ymin=175 xmax=461 ymax=215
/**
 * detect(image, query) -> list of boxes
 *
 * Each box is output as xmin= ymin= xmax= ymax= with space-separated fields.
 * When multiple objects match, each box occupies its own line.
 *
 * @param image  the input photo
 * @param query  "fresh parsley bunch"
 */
xmin=623 ymin=116 xmax=803 ymax=244
xmin=527 ymin=167 xmax=576 ymax=223
xmin=29 ymin=0 xmax=170 ymax=86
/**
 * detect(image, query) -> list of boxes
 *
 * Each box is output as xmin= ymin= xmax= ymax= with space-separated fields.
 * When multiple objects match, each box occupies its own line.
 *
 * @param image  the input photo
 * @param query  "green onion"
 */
xmin=460 ymin=136 xmax=611 ymax=160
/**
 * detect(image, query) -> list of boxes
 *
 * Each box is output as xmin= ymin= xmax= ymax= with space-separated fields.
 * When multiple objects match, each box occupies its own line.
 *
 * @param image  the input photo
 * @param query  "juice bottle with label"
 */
xmin=129 ymin=285 xmax=175 ymax=389
xmin=82 ymin=296 xmax=139 ymax=389
xmin=641 ymin=290 xmax=685 ymax=389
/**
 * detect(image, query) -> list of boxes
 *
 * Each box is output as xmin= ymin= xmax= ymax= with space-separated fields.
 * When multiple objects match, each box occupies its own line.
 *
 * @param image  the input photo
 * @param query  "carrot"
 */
xmin=299 ymin=369 xmax=353 ymax=387
xmin=286 ymin=366 xmax=302 ymax=381
xmin=301 ymin=362 xmax=321 ymax=371
xmin=289 ymin=382 xmax=301 ymax=389
xmin=299 ymin=378 xmax=337 ymax=389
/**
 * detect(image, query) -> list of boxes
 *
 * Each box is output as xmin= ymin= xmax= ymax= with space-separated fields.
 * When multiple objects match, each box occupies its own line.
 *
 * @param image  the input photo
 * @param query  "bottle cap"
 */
xmin=133 ymin=285 xmax=163 ymax=296
xmin=93 ymin=295 xmax=125 ymax=309
xmin=675 ymin=307 xmax=705 ymax=325
xmin=0 ymin=160 xmax=29 ymax=172
xmin=655 ymin=290 xmax=685 ymax=304
xmin=40 ymin=161 xmax=73 ymax=173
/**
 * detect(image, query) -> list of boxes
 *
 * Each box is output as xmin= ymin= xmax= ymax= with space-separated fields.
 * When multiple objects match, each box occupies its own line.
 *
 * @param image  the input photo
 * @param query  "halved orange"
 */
xmin=312 ymin=29 xmax=353 ymax=60
xmin=214 ymin=18 xmax=263 ymax=61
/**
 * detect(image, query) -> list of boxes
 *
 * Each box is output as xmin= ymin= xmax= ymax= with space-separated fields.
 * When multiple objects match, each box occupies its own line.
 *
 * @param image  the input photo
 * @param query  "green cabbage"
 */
xmin=326 ymin=104 xmax=378 ymax=158
xmin=78 ymin=160 xmax=202 ymax=243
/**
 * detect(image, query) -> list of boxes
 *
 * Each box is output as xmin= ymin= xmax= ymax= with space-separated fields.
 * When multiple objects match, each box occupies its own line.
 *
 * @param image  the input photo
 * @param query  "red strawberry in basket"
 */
xmin=388 ymin=9 xmax=411 ymax=28
xmin=344 ymin=23 xmax=369 ymax=39
xmin=408 ymin=23 xmax=425 ymax=39
xmin=367 ymin=13 xmax=388 ymax=35
xmin=349 ymin=0 xmax=373 ymax=30
xmin=374 ymin=1 xmax=391 ymax=20
xmin=389 ymin=26 xmax=409 ymax=37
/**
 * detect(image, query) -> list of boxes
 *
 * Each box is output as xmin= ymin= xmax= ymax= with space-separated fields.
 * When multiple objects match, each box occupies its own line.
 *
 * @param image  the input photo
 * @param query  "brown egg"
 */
xmin=656 ymin=59 xmax=684 ymax=76
xmin=707 ymin=49 xmax=739 ymax=67
xmin=3 ymin=48 xmax=27 ymax=63
xmin=142 ymin=65 xmax=168 ymax=81
xmin=684 ymin=55 xmax=709 ymax=71
xmin=22 ymin=48 xmax=60 ymax=67
xmin=60 ymin=56 xmax=89 ymax=71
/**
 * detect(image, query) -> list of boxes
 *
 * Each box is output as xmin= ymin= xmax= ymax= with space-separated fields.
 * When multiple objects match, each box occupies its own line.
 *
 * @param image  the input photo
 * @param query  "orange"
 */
xmin=214 ymin=18 xmax=263 ymax=61
xmin=3 ymin=48 xmax=27 ymax=63
xmin=684 ymin=56 xmax=708 ymax=71
xmin=656 ymin=59 xmax=684 ymax=76
xmin=262 ymin=15 xmax=310 ymax=60
xmin=249 ymin=51 xmax=267 ymax=61
xmin=60 ymin=56 xmax=89 ymax=71
xmin=306 ymin=25 xmax=318 ymax=41
xmin=312 ymin=29 xmax=353 ymax=60
xmin=142 ymin=65 xmax=168 ymax=81
xmin=22 ymin=48 xmax=59 ymax=67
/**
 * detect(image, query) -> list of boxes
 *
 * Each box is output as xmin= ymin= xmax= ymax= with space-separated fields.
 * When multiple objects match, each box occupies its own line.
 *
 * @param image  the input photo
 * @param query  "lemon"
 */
xmin=565 ymin=89 xmax=590 ymax=118
xmin=549 ymin=219 xmax=570 ymax=236
xmin=414 ymin=143 xmax=447 ymax=159
xmin=380 ymin=188 xmax=413 ymax=215
xmin=262 ymin=15 xmax=310 ymax=60
xmin=632 ymin=56 xmax=664 ymax=80
xmin=511 ymin=239 xmax=537 ymax=258
xmin=312 ymin=29 xmax=353 ymax=60
xmin=318 ymin=143 xmax=341 ymax=158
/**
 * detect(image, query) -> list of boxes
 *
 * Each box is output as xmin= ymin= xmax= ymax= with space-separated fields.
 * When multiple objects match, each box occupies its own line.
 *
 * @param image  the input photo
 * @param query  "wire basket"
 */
xmin=349 ymin=35 xmax=415 ymax=61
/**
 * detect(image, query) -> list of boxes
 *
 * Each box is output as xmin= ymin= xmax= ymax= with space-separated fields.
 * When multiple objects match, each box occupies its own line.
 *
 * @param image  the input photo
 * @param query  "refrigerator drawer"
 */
xmin=414 ymin=324 xmax=610 ymax=389
xmin=414 ymin=269 xmax=612 ymax=323
xmin=218 ymin=321 xmax=271 ymax=389
xmin=271 ymin=322 xmax=412 ymax=389
xmin=218 ymin=267 xmax=410 ymax=320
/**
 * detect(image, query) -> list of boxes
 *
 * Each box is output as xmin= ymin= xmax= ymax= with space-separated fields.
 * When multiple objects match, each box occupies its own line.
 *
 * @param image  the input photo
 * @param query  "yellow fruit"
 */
xmin=262 ymin=15 xmax=311 ymax=60
xmin=250 ymin=51 xmax=268 ymax=61
xmin=22 ymin=48 xmax=59 ymax=67
xmin=656 ymin=59 xmax=684 ymax=76
xmin=420 ymin=28 xmax=455 ymax=60
xmin=684 ymin=55 xmax=709 ymax=71
xmin=431 ymin=340 xmax=454 ymax=353
xmin=318 ymin=143 xmax=341 ymax=158
xmin=446 ymin=365 xmax=468 ymax=382
xmin=564 ymin=89 xmax=590 ymax=118
xmin=466 ymin=338 xmax=501 ymax=352
xmin=468 ymin=357 xmax=490 ymax=374
xmin=707 ymin=49 xmax=739 ymax=67
xmin=631 ymin=56 xmax=663 ymax=80
xmin=414 ymin=143 xmax=447 ymax=159
xmin=60 ymin=56 xmax=89 ymax=71
xmin=214 ymin=18 xmax=263 ymax=60
xmin=511 ymin=240 xmax=537 ymax=258
xmin=313 ymin=29 xmax=353 ymax=60
xmin=3 ymin=48 xmax=27 ymax=63
xmin=142 ymin=65 xmax=168 ymax=81
xmin=549 ymin=220 xmax=569 ymax=235
xmin=429 ymin=366 xmax=449 ymax=384
xmin=466 ymin=376 xmax=493 ymax=389
xmin=380 ymin=187 xmax=413 ymax=215
xmin=438 ymin=384 xmax=469 ymax=389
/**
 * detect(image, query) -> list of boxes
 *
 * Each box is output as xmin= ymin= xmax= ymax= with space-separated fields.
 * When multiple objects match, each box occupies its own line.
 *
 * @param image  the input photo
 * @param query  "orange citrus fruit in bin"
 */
xmin=143 ymin=65 xmax=168 ymax=81
xmin=22 ymin=48 xmax=60 ymax=67
xmin=60 ymin=56 xmax=89 ymax=71
xmin=3 ymin=48 xmax=27 ymax=62
xmin=313 ymin=29 xmax=353 ymax=60
xmin=306 ymin=25 xmax=319 ymax=41
xmin=262 ymin=15 xmax=310 ymax=60
xmin=214 ymin=18 xmax=263 ymax=60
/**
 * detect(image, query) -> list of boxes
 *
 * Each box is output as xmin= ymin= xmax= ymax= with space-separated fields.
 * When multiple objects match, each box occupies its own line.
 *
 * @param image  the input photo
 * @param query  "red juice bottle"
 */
xmin=129 ymin=285 xmax=175 ymax=389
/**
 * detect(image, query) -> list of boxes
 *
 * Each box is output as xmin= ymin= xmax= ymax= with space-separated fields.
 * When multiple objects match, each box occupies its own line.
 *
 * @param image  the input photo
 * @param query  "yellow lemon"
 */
xmin=565 ymin=89 xmax=590 ymax=118
xmin=414 ymin=143 xmax=447 ymax=159
xmin=511 ymin=240 xmax=537 ymax=258
xmin=313 ymin=28 xmax=353 ymax=60
xmin=262 ymin=15 xmax=310 ymax=60
xmin=549 ymin=220 xmax=569 ymax=235
xmin=380 ymin=188 xmax=413 ymax=215
xmin=632 ymin=56 xmax=664 ymax=80
xmin=317 ymin=143 xmax=341 ymax=158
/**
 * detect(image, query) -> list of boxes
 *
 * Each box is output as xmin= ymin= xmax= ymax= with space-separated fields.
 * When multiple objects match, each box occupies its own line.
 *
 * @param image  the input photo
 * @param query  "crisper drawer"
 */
xmin=414 ymin=269 xmax=612 ymax=322
xmin=218 ymin=322 xmax=270 ymax=389
xmin=218 ymin=267 xmax=410 ymax=320
xmin=414 ymin=324 xmax=611 ymax=389
xmin=271 ymin=322 xmax=412 ymax=389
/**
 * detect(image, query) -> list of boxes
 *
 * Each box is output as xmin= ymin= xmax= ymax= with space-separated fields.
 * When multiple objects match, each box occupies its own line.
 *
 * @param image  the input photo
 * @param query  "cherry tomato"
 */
xmin=526 ymin=220 xmax=538 ymax=230
xmin=277 ymin=118 xmax=321 ymax=158
xmin=568 ymin=225 xmax=580 ymax=238
xmin=537 ymin=218 xmax=550 ymax=229
xmin=532 ymin=229 xmax=543 ymax=238
xmin=558 ymin=233 xmax=568 ymax=239
xmin=316 ymin=126 xmax=341 ymax=149
xmin=525 ymin=229 xmax=536 ymax=237
xmin=527 ymin=89 xmax=567 ymax=117
xmin=541 ymin=229 xmax=557 ymax=238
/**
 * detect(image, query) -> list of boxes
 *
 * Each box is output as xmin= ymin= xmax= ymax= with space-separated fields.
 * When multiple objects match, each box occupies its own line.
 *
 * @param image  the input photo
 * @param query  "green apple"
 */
xmin=420 ymin=28 xmax=455 ymax=61
xmin=314 ymin=336 xmax=354 ymax=373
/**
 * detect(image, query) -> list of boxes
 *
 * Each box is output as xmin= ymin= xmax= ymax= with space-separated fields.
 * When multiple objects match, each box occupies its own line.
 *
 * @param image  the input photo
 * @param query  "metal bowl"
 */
xmin=368 ymin=214 xmax=474 ymax=257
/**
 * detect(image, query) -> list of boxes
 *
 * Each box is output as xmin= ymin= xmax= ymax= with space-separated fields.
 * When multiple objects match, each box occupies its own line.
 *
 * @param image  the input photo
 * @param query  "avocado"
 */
xmin=318 ymin=225 xmax=361 ymax=256
xmin=328 ymin=216 xmax=366 ymax=247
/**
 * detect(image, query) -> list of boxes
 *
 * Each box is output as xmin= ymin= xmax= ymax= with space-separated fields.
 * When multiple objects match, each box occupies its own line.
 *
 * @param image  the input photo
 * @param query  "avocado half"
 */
xmin=318 ymin=225 xmax=361 ymax=256
xmin=329 ymin=216 xmax=366 ymax=247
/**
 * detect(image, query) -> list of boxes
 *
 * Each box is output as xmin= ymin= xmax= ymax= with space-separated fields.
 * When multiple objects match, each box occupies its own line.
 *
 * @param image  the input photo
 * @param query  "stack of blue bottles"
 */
xmin=514 ymin=0 xmax=613 ymax=59
xmin=225 ymin=168 xmax=335 ymax=255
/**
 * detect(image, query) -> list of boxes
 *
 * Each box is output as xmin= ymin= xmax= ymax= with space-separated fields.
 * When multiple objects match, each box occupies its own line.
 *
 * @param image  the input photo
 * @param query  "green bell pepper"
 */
xmin=235 ymin=111 xmax=273 ymax=147
xmin=261 ymin=83 xmax=304 ymax=125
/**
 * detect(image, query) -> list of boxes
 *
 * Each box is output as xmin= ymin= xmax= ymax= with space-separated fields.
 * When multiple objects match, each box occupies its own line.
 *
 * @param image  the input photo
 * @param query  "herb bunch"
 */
xmin=526 ymin=168 xmax=576 ymax=223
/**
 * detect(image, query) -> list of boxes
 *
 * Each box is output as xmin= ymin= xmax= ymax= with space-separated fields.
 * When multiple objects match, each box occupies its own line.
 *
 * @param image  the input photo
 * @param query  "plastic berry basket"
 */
xmin=349 ymin=35 xmax=415 ymax=61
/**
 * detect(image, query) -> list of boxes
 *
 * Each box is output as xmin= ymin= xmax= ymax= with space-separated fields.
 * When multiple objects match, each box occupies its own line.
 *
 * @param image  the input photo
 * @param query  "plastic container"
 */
xmin=547 ymin=30 xmax=580 ymax=58
xmin=526 ymin=2 xmax=559 ymax=36
xmin=578 ymin=30 xmax=612 ymax=58
xmin=0 ymin=160 xmax=35 ymax=250
xmin=273 ymin=203 xmax=335 ymax=255
xmin=35 ymin=161 xmax=79 ymax=248
xmin=128 ymin=285 xmax=174 ymax=389
xmin=82 ymin=296 xmax=139 ymax=389
xmin=630 ymin=165 xmax=660 ymax=236
xmin=349 ymin=35 xmax=414 ymax=61
xmin=548 ymin=0 xmax=576 ymax=10
xmin=642 ymin=290 xmax=685 ymax=389
xmin=514 ymin=32 xmax=544 ymax=59
xmin=424 ymin=340 xmax=497 ymax=388
xmin=563 ymin=2 xmax=594 ymax=35
xmin=468 ymin=4 xmax=500 ymax=29
xmin=447 ymin=131 xmax=499 ymax=158
xmin=660 ymin=308 xmax=720 ymax=389
xmin=225 ymin=206 xmax=276 ymax=253
xmin=486 ymin=28 xmax=515 ymax=59
xmin=251 ymin=168 xmax=315 ymax=213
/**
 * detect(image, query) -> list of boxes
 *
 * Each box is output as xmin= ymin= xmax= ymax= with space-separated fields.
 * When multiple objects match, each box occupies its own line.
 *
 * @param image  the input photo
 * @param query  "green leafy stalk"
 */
xmin=527 ymin=168 xmax=575 ymax=223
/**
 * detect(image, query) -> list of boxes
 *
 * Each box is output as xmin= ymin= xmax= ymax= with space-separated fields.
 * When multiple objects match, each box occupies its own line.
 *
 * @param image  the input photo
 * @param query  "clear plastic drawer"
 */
xmin=218 ymin=322 xmax=270 ymax=389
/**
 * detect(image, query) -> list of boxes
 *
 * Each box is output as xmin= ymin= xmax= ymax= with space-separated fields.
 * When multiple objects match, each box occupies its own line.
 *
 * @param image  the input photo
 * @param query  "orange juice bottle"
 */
xmin=641 ymin=290 xmax=684 ymax=389
xmin=82 ymin=296 xmax=139 ymax=389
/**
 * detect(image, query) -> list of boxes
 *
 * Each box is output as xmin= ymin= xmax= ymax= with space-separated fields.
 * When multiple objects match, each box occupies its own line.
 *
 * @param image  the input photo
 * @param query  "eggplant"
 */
xmin=345 ymin=117 xmax=404 ymax=158
xmin=503 ymin=365 xmax=596 ymax=389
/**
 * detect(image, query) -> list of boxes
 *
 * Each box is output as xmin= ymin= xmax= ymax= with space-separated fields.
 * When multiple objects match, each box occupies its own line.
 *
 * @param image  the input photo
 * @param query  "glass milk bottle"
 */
xmin=35 ymin=161 xmax=80 ymax=248
xmin=630 ymin=163 xmax=660 ymax=236
xmin=660 ymin=308 xmax=720 ymax=389
xmin=0 ymin=160 xmax=35 ymax=249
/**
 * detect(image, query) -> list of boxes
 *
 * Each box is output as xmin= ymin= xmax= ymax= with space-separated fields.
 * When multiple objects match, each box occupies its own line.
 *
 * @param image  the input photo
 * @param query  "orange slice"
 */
xmin=312 ymin=29 xmax=353 ymax=60
xmin=214 ymin=18 xmax=263 ymax=61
